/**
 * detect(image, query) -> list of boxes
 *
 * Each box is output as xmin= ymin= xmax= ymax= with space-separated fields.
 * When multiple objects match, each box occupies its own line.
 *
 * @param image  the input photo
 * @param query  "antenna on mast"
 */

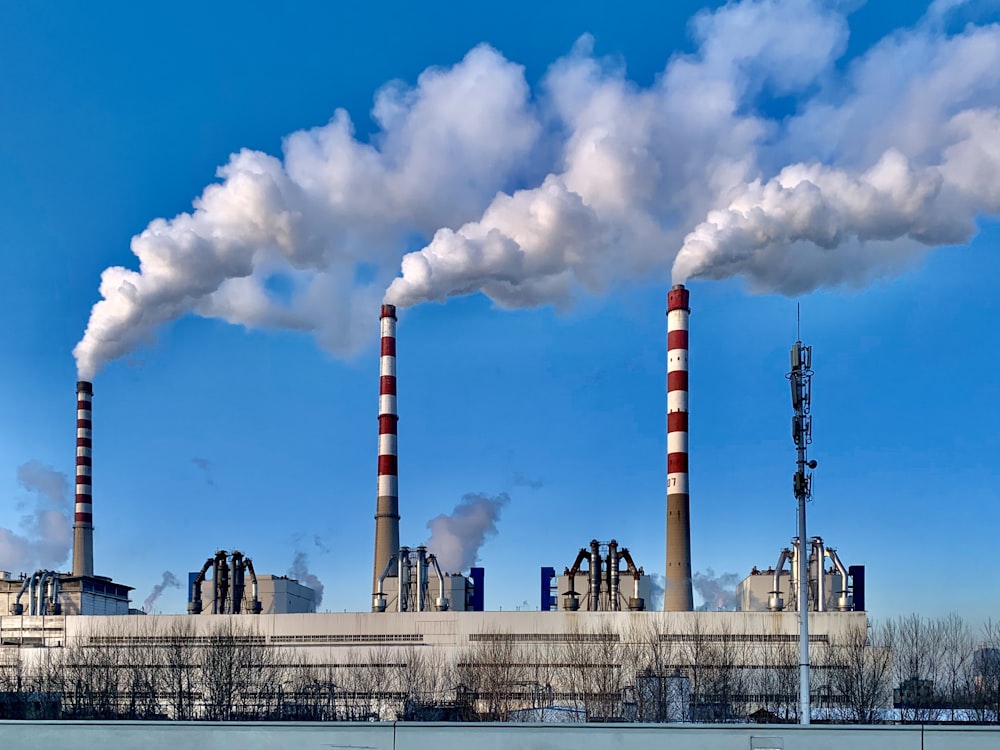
xmin=788 ymin=319 xmax=817 ymax=725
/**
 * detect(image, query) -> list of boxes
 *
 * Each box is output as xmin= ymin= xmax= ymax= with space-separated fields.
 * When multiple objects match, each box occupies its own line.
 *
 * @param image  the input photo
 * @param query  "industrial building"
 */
xmin=0 ymin=286 xmax=872 ymax=722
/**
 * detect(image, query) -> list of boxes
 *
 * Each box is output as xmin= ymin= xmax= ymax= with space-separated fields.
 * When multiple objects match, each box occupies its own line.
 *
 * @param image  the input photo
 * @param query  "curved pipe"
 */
xmin=26 ymin=571 xmax=38 ymax=616
xmin=618 ymin=548 xmax=644 ymax=610
xmin=564 ymin=548 xmax=589 ymax=610
xmin=244 ymin=557 xmax=262 ymax=614
xmin=373 ymin=552 xmax=397 ymax=611
xmin=770 ymin=548 xmax=791 ymax=611
xmin=12 ymin=574 xmax=31 ymax=615
xmin=188 ymin=557 xmax=214 ymax=614
xmin=427 ymin=553 xmax=449 ymax=611
xmin=826 ymin=547 xmax=852 ymax=611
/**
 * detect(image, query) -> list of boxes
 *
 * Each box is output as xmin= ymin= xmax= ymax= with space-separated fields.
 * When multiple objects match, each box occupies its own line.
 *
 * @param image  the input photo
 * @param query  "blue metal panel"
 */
xmin=469 ymin=567 xmax=485 ymax=611
xmin=848 ymin=565 xmax=865 ymax=611
xmin=540 ymin=566 xmax=556 ymax=611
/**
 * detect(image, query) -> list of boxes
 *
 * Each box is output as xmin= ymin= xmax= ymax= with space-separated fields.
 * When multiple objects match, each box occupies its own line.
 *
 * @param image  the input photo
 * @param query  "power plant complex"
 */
xmin=0 ymin=285 xmax=871 ymax=722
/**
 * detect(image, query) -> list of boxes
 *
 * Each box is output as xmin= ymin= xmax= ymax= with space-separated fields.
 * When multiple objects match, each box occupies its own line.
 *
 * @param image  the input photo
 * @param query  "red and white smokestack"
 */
xmin=73 ymin=380 xmax=95 ymax=578
xmin=373 ymin=304 xmax=401 ymax=594
xmin=664 ymin=285 xmax=693 ymax=611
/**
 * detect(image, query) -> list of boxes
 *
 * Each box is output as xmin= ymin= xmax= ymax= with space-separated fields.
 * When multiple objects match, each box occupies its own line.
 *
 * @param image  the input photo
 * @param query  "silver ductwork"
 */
xmin=608 ymin=540 xmax=620 ymax=612
xmin=589 ymin=539 xmax=601 ymax=612
xmin=373 ymin=553 xmax=397 ymax=612
xmin=826 ymin=546 xmax=853 ymax=611
xmin=427 ymin=553 xmax=449 ymax=611
xmin=769 ymin=548 xmax=791 ymax=612
xmin=812 ymin=536 xmax=826 ymax=612
xmin=397 ymin=546 xmax=411 ymax=613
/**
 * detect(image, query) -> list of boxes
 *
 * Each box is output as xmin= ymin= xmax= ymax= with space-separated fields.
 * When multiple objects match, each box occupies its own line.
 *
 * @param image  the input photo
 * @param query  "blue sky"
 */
xmin=1 ymin=0 xmax=998 ymax=622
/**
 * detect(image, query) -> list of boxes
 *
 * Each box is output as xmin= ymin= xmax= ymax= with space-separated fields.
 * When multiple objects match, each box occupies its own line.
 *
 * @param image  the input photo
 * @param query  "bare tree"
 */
xmin=938 ymin=614 xmax=976 ymax=721
xmin=819 ymin=620 xmax=894 ymax=724
xmin=162 ymin=617 xmax=198 ymax=719
xmin=751 ymin=636 xmax=799 ymax=723
xmin=198 ymin=617 xmax=283 ymax=720
xmin=969 ymin=619 xmax=1000 ymax=724
xmin=455 ymin=627 xmax=529 ymax=721
xmin=889 ymin=614 xmax=947 ymax=722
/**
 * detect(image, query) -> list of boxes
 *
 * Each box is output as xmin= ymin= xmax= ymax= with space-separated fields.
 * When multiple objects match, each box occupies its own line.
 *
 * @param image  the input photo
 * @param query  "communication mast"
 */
xmin=788 ymin=330 xmax=818 ymax=725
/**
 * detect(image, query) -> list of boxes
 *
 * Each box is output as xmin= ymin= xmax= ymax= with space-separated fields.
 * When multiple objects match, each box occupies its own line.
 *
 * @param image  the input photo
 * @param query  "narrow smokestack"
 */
xmin=665 ymin=285 xmax=693 ymax=611
xmin=373 ymin=304 xmax=400 ymax=593
xmin=73 ymin=380 xmax=94 ymax=578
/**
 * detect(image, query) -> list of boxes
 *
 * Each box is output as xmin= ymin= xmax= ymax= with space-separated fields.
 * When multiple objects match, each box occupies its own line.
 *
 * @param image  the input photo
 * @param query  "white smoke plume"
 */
xmin=74 ymin=0 xmax=1000 ymax=371
xmin=693 ymin=568 xmax=740 ymax=611
xmin=647 ymin=573 xmax=666 ymax=611
xmin=289 ymin=551 xmax=325 ymax=609
xmin=0 ymin=461 xmax=72 ymax=573
xmin=426 ymin=491 xmax=509 ymax=573
xmin=387 ymin=0 xmax=1000 ymax=304
xmin=144 ymin=570 xmax=181 ymax=612
xmin=73 ymin=45 xmax=539 ymax=378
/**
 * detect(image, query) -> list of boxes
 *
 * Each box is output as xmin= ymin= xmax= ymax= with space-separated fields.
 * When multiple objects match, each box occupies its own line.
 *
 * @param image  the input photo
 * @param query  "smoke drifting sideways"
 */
xmin=73 ymin=46 xmax=539 ymax=380
xmin=289 ymin=551 xmax=325 ymax=609
xmin=144 ymin=570 xmax=181 ymax=613
xmin=693 ymin=569 xmax=740 ymax=612
xmin=647 ymin=574 xmax=666 ymax=611
xmin=387 ymin=0 xmax=1000 ymax=305
xmin=0 ymin=461 xmax=71 ymax=573
xmin=74 ymin=0 xmax=1000 ymax=376
xmin=426 ymin=492 xmax=509 ymax=573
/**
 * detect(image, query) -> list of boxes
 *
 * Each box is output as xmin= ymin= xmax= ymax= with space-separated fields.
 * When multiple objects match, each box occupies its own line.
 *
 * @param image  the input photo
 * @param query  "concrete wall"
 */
xmin=0 ymin=721 xmax=998 ymax=750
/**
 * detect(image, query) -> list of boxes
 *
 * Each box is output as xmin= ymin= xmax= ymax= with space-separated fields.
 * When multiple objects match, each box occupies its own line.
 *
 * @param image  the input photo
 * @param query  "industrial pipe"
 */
xmin=826 ymin=547 xmax=852 ymax=611
xmin=397 ymin=546 xmax=411 ymax=612
xmin=50 ymin=574 xmax=61 ymax=615
xmin=769 ymin=548 xmax=791 ymax=611
xmin=216 ymin=550 xmax=230 ymax=615
xmin=36 ymin=571 xmax=53 ymax=615
xmin=230 ymin=550 xmax=245 ymax=614
xmin=244 ymin=557 xmax=262 ymax=614
xmin=11 ymin=574 xmax=30 ymax=615
xmin=416 ymin=546 xmax=427 ymax=613
xmin=608 ymin=540 xmax=620 ymax=612
xmin=812 ymin=537 xmax=826 ymax=612
xmin=563 ymin=548 xmax=589 ymax=611
xmin=25 ymin=572 xmax=38 ymax=616
xmin=589 ymin=539 xmax=602 ymax=612
xmin=188 ymin=557 xmax=214 ymax=615
xmin=619 ymin=548 xmax=645 ymax=611
xmin=427 ymin=554 xmax=449 ymax=611
xmin=373 ymin=553 xmax=397 ymax=612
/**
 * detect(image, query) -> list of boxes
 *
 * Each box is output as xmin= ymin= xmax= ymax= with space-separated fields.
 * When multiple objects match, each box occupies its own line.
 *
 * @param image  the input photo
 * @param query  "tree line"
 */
xmin=0 ymin=614 xmax=997 ymax=723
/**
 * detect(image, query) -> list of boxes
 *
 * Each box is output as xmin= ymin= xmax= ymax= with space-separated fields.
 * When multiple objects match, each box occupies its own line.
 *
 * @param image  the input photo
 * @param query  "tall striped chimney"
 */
xmin=73 ymin=380 xmax=95 ymax=578
xmin=373 ymin=304 xmax=400 ymax=593
xmin=665 ymin=285 xmax=693 ymax=611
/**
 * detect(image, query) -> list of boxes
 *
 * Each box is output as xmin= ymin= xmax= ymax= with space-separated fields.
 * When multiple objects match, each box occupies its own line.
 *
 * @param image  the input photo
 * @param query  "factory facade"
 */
xmin=0 ymin=287 xmax=876 ymax=722
xmin=1 ymin=609 xmax=870 ymax=722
